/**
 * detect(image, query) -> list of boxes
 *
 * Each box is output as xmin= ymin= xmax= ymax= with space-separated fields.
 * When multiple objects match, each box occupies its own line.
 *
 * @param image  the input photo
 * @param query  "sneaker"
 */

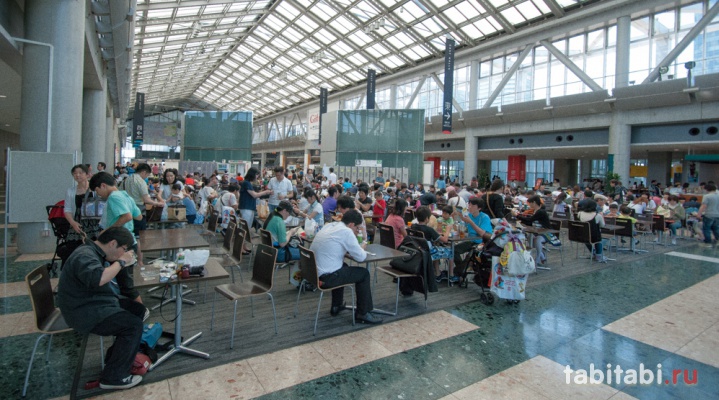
xmin=142 ymin=307 xmax=150 ymax=322
xmin=355 ymin=312 xmax=383 ymax=324
xmin=449 ymin=275 xmax=460 ymax=283
xmin=671 ymin=238 xmax=677 ymax=246
xmin=100 ymin=375 xmax=142 ymax=390
xmin=435 ymin=271 xmax=448 ymax=283
xmin=702 ymin=243 xmax=714 ymax=248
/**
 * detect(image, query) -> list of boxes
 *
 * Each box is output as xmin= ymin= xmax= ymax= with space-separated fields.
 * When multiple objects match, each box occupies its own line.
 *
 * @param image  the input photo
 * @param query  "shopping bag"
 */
xmin=490 ymin=256 xmax=528 ymax=301
xmin=257 ymin=200 xmax=269 ymax=219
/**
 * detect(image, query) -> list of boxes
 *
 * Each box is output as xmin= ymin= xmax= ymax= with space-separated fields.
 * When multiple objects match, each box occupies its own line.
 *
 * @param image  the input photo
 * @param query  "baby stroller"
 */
xmin=454 ymin=236 xmax=504 ymax=305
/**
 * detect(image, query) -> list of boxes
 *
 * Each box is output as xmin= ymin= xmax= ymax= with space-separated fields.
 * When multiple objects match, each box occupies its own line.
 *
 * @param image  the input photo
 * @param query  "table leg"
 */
xmin=148 ymin=283 xmax=209 ymax=371
xmin=150 ymin=285 xmax=196 ymax=311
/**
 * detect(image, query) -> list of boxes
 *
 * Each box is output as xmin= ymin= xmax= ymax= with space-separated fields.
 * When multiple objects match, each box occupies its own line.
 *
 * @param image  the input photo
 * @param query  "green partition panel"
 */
xmin=184 ymin=111 xmax=252 ymax=161
xmin=335 ymin=109 xmax=424 ymax=183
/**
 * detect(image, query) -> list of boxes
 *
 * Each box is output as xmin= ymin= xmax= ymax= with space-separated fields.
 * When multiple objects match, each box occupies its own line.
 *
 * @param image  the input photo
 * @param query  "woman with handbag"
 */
xmin=64 ymin=164 xmax=102 ymax=245
xmin=482 ymin=179 xmax=506 ymax=220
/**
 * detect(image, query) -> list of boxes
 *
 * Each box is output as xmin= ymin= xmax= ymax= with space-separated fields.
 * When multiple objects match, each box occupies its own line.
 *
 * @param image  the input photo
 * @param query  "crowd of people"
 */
xmin=54 ymin=160 xmax=719 ymax=391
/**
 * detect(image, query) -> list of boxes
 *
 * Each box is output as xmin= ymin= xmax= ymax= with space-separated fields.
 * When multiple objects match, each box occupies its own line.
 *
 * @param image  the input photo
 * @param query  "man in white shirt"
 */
xmin=267 ymin=166 xmax=294 ymax=214
xmin=328 ymin=167 xmax=337 ymax=186
xmin=627 ymin=195 xmax=646 ymax=214
xmin=309 ymin=210 xmax=381 ymax=324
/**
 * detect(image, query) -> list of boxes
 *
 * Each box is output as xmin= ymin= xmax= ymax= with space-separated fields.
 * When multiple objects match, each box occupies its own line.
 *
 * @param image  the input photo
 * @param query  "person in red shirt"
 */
xmin=372 ymin=190 xmax=386 ymax=224
xmin=185 ymin=174 xmax=195 ymax=186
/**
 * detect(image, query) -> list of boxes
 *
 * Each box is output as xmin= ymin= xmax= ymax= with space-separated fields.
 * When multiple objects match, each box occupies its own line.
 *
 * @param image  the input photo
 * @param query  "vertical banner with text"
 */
xmin=366 ymin=68 xmax=376 ymax=109
xmin=132 ymin=92 xmax=145 ymax=148
xmin=442 ymin=38 xmax=455 ymax=134
xmin=319 ymin=87 xmax=328 ymax=145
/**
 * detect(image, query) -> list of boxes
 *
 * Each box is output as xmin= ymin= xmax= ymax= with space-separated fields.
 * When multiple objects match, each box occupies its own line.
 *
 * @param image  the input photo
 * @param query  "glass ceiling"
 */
xmin=131 ymin=0 xmax=601 ymax=119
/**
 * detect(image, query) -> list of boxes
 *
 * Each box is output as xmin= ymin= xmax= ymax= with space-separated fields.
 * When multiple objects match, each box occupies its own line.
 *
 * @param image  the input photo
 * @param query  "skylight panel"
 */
xmin=330 ymin=16 xmax=355 ymax=34
xmin=502 ymin=5 xmax=527 ymax=25
xmin=461 ymin=23 xmax=483 ymax=39
xmin=488 ymin=0 xmax=509 ymax=7
xmin=430 ymin=0 xmax=450 ymax=7
xmin=347 ymin=31 xmax=371 ymax=46
xmin=144 ymin=24 xmax=169 ymax=33
xmin=346 ymin=53 xmax=368 ymax=67
xmin=296 ymin=15 xmax=319 ymax=33
xmin=397 ymin=2 xmax=426 ymax=23
xmin=176 ymin=6 xmax=201 ymax=17
xmin=265 ymin=15 xmax=286 ymax=30
xmin=332 ymin=40 xmax=353 ymax=56
xmin=366 ymin=42 xmax=389 ymax=58
xmin=531 ymin=0 xmax=551 ymax=14
xmin=202 ymin=4 xmax=226 ymax=14
xmin=282 ymin=27 xmax=303 ymax=43
xmin=444 ymin=7 xmax=468 ymax=23
xmin=476 ymin=17 xmax=499 ymax=35
xmin=310 ymin=2 xmax=334 ymax=21
xmin=386 ymin=31 xmax=413 ymax=48
xmin=381 ymin=54 xmax=405 ymax=69
xmin=147 ymin=9 xmax=173 ymax=19
xmin=277 ymin=2 xmax=300 ymax=18
xmin=313 ymin=28 xmax=337 ymax=45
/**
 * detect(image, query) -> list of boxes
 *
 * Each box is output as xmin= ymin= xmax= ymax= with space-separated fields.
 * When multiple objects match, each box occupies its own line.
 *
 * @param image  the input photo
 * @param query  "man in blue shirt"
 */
xmin=435 ymin=176 xmax=446 ymax=190
xmin=323 ymin=186 xmax=339 ymax=220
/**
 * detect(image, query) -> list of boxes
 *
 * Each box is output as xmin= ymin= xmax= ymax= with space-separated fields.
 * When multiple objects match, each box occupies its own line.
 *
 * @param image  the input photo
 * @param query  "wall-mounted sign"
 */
xmin=355 ymin=159 xmax=382 ymax=167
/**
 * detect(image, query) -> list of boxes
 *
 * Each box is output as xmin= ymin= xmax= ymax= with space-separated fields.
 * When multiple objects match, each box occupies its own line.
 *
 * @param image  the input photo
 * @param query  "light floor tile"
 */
xmin=603 ymin=274 xmax=719 ymax=353
xmin=47 ymin=396 xmax=70 ymax=400
xmin=0 ymin=278 xmax=58 ymax=298
xmin=12 ymin=311 xmax=40 ymax=336
xmin=666 ymin=251 xmax=719 ymax=264
xmin=246 ymin=344 xmax=336 ymax=393
xmin=437 ymin=394 xmax=460 ymax=400
xmin=0 ymin=224 xmax=18 ymax=228
xmin=0 ymin=311 xmax=30 ymax=338
xmin=497 ymin=356 xmax=620 ymax=399
xmin=310 ymin=329 xmax=392 ymax=371
xmin=609 ymin=391 xmax=640 ymax=400
xmin=676 ymin=322 xmax=719 ymax=369
xmin=366 ymin=317 xmax=435 ymax=353
xmin=168 ymin=360 xmax=265 ymax=400
xmin=14 ymin=252 xmax=52 ymax=262
xmin=406 ymin=310 xmax=478 ymax=340
xmin=96 ymin=380 xmax=172 ymax=400
xmin=450 ymin=372 xmax=550 ymax=400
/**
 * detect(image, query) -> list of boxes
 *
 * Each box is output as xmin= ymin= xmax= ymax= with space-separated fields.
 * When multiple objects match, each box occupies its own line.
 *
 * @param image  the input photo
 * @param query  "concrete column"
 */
xmin=568 ymin=159 xmax=579 ymax=186
xmin=389 ymin=84 xmax=397 ymax=109
xmin=303 ymin=149 xmax=309 ymax=175
xmin=82 ymin=88 xmax=107 ymax=167
xmin=608 ymin=113 xmax=631 ymax=186
xmin=464 ymin=134 xmax=478 ymax=183
xmin=579 ymin=159 xmax=592 ymax=182
xmin=469 ymin=60 xmax=479 ymax=110
xmin=260 ymin=152 xmax=267 ymax=171
xmin=647 ymin=152 xmax=673 ymax=186
xmin=279 ymin=151 xmax=285 ymax=168
xmin=105 ymin=112 xmax=116 ymax=166
xmin=553 ymin=159 xmax=571 ymax=188
xmin=615 ymin=16 xmax=631 ymax=89
xmin=18 ymin=0 xmax=85 ymax=254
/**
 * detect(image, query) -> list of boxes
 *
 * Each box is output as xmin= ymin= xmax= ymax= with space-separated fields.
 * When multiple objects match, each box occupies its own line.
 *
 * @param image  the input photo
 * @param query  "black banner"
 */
xmin=319 ymin=87 xmax=328 ymax=145
xmin=132 ymin=92 xmax=145 ymax=148
xmin=366 ymin=68 xmax=376 ymax=109
xmin=442 ymin=38 xmax=455 ymax=134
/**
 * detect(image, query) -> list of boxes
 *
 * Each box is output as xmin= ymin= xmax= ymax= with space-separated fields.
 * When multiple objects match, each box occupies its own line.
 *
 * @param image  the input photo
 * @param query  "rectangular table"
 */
xmin=139 ymin=228 xmax=210 ymax=309
xmin=347 ymin=243 xmax=408 ymax=316
xmin=132 ymin=258 xmax=229 ymax=370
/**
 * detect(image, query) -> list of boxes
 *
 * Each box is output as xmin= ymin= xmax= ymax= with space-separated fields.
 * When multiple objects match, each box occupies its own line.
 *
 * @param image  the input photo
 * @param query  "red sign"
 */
xmin=507 ymin=155 xmax=526 ymax=181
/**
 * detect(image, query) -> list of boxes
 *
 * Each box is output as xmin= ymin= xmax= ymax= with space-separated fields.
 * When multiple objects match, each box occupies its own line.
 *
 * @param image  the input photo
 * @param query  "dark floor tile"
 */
xmin=652 ymin=354 xmax=719 ymax=399
xmin=0 ymin=331 xmax=82 ymax=400
xmin=0 ymin=295 xmax=32 ymax=315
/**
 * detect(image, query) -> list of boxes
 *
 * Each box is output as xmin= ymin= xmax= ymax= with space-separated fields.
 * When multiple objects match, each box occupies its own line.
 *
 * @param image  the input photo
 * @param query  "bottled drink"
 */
xmin=176 ymin=249 xmax=185 ymax=275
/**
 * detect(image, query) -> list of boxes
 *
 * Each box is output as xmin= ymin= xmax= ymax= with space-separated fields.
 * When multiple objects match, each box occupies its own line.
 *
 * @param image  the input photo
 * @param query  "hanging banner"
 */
xmin=132 ymin=92 xmax=145 ymax=148
xmin=307 ymin=107 xmax=320 ymax=141
xmin=319 ymin=87 xmax=328 ymax=145
xmin=507 ymin=155 xmax=526 ymax=182
xmin=442 ymin=38 xmax=455 ymax=134
xmin=366 ymin=68 xmax=376 ymax=109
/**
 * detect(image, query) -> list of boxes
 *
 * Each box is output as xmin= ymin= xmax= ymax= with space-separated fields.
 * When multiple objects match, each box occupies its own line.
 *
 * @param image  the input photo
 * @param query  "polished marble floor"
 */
xmin=3 ymin=240 xmax=719 ymax=399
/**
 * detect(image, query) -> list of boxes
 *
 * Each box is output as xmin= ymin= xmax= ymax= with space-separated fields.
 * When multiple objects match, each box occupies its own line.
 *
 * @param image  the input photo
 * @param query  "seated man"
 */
xmin=310 ymin=209 xmax=382 ymax=324
xmin=57 ymin=227 xmax=146 ymax=390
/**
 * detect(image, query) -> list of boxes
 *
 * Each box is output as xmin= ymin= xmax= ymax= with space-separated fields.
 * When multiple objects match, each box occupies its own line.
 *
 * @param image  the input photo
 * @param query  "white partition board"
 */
xmin=8 ymin=151 xmax=74 ymax=223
